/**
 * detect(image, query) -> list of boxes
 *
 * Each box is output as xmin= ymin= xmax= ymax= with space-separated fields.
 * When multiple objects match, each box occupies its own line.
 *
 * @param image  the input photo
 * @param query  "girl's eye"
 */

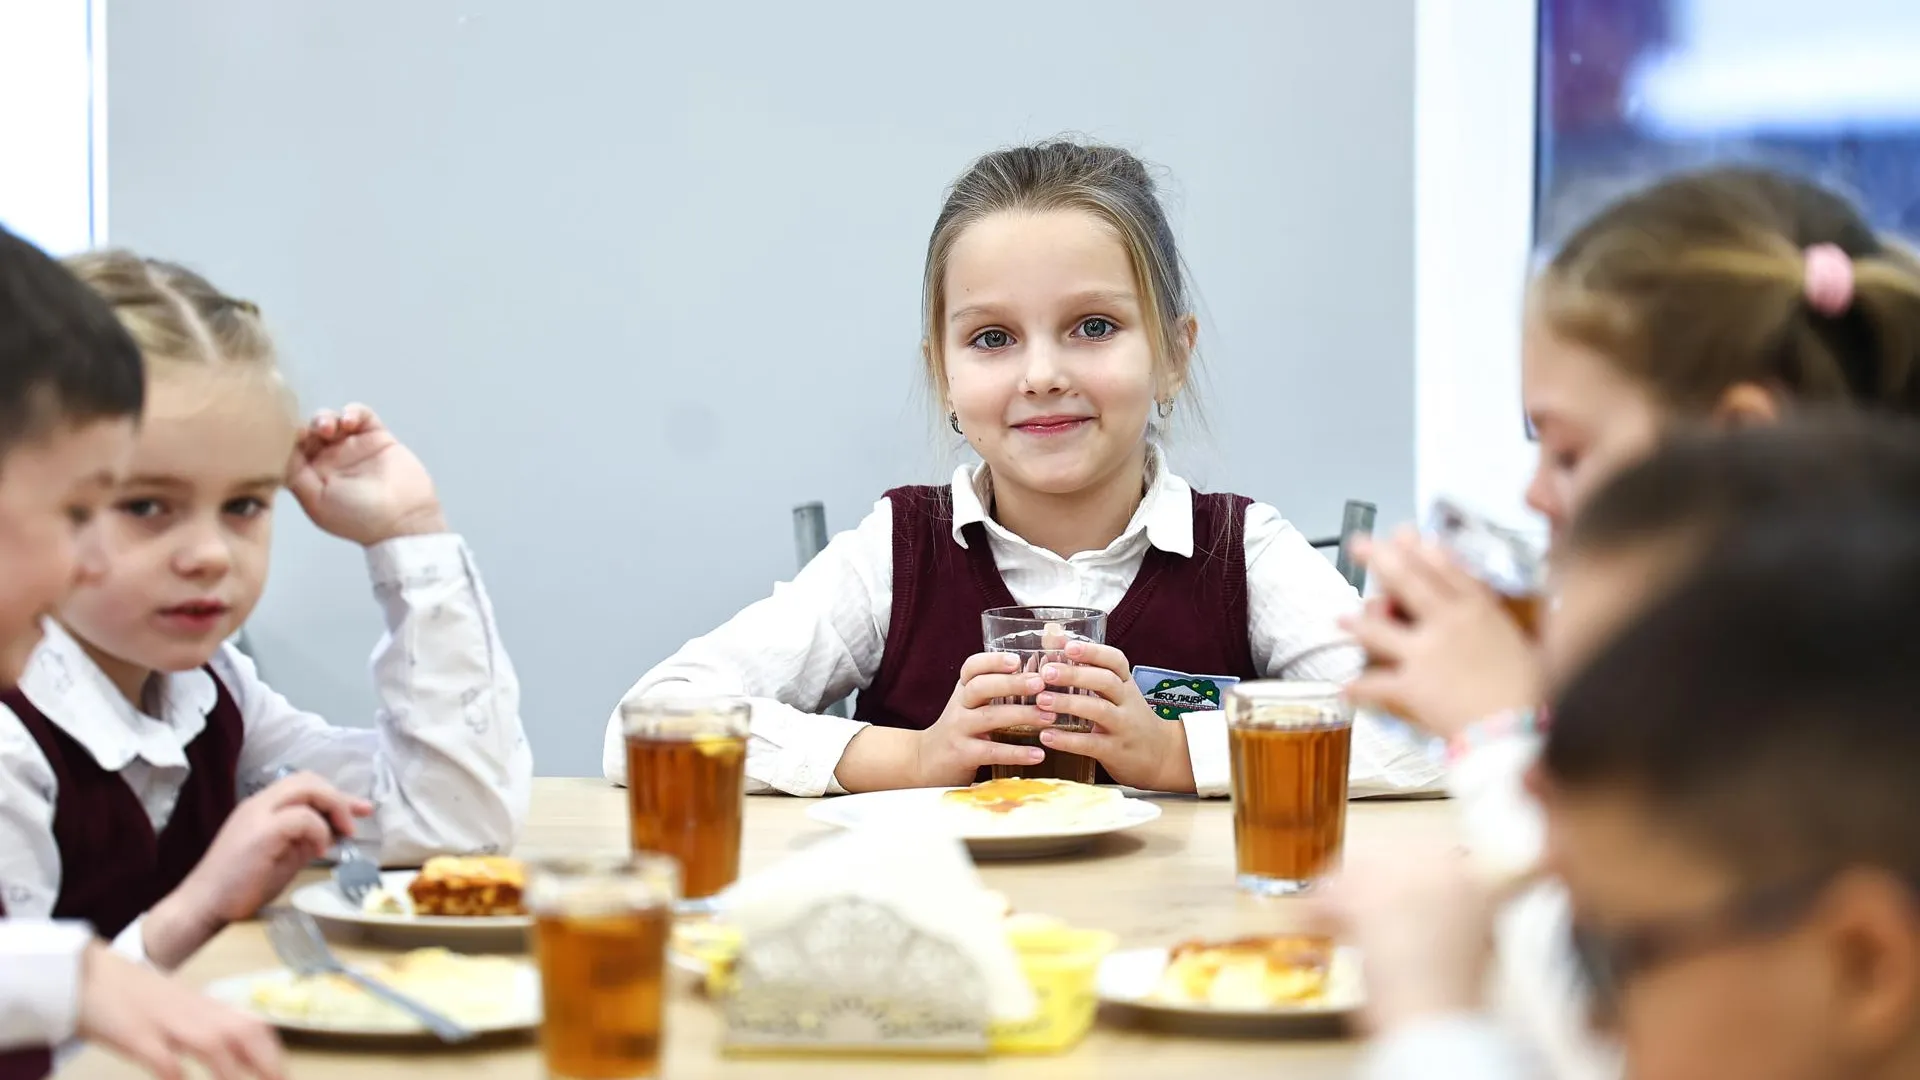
xmin=970 ymin=328 xmax=1013 ymax=350
xmin=1077 ymin=317 xmax=1117 ymax=340
xmin=224 ymin=497 xmax=268 ymax=519
xmin=119 ymin=498 xmax=165 ymax=519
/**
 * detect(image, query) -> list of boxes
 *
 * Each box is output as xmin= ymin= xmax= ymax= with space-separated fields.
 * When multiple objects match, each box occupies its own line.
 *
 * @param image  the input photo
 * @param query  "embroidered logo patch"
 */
xmin=1143 ymin=677 xmax=1222 ymax=719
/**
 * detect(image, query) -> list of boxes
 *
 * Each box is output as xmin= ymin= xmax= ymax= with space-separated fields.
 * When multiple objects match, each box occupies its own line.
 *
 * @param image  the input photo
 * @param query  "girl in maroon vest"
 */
xmin=0 ymin=252 xmax=531 ymax=975
xmin=604 ymin=140 xmax=1440 ymax=799
xmin=0 ymin=227 xmax=282 ymax=1080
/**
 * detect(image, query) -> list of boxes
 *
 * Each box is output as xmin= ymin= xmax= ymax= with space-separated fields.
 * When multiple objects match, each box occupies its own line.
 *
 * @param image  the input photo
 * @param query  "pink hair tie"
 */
xmin=1803 ymin=242 xmax=1856 ymax=317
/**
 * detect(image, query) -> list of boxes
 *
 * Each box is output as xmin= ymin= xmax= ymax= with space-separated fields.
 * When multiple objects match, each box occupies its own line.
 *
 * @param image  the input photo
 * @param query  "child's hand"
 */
xmin=911 ymin=652 xmax=1058 ymax=787
xmin=286 ymin=403 xmax=447 ymax=546
xmin=1033 ymin=642 xmax=1195 ymax=793
xmin=1310 ymin=841 xmax=1495 ymax=1033
xmin=78 ymin=940 xmax=285 ymax=1080
xmin=145 ymin=772 xmax=371 ymax=969
xmin=1340 ymin=531 xmax=1542 ymax=738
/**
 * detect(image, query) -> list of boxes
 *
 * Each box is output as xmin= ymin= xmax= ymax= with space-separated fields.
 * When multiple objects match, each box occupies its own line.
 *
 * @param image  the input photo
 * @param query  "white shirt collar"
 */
xmin=948 ymin=443 xmax=1195 ymax=558
xmin=17 ymin=620 xmax=218 ymax=772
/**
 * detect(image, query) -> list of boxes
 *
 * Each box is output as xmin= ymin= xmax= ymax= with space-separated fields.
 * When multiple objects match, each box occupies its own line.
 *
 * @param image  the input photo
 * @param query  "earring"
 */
xmin=949 ymin=412 xmax=963 ymax=434
xmin=1156 ymin=398 xmax=1174 ymax=419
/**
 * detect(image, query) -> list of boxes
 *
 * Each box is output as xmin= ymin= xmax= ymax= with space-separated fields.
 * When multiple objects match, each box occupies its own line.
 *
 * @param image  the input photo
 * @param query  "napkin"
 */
xmin=724 ymin=825 xmax=1037 ymax=1022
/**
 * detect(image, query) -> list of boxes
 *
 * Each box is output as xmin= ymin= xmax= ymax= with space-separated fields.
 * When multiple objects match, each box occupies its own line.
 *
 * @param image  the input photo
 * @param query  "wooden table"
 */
xmin=66 ymin=779 xmax=1454 ymax=1079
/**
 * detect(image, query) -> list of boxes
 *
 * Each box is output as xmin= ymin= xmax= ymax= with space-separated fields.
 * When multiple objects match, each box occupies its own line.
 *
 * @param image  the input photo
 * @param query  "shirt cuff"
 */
xmin=1449 ymin=721 xmax=1547 ymax=886
xmin=0 ymin=921 xmax=91 ymax=1047
xmin=1361 ymin=1013 xmax=1536 ymax=1080
xmin=107 ymin=916 xmax=151 ymax=967
xmin=744 ymin=700 xmax=869 ymax=797
xmin=1182 ymin=711 xmax=1230 ymax=797
xmin=364 ymin=533 xmax=468 ymax=587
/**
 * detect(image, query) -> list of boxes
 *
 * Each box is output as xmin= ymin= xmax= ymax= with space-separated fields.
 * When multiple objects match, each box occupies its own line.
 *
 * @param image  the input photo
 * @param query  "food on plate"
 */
xmin=360 ymin=886 xmax=414 ymax=917
xmin=407 ymin=855 xmax=527 ymax=917
xmin=250 ymin=948 xmax=523 ymax=1027
xmin=1150 ymin=935 xmax=1334 ymax=1009
xmin=938 ymin=778 xmax=1126 ymax=832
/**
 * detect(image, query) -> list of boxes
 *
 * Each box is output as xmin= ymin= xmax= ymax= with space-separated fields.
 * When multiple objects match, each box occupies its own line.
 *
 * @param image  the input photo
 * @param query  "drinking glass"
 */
xmin=1225 ymin=681 xmax=1353 ymax=895
xmin=530 ymin=854 xmax=678 ymax=1080
xmin=980 ymin=606 xmax=1106 ymax=785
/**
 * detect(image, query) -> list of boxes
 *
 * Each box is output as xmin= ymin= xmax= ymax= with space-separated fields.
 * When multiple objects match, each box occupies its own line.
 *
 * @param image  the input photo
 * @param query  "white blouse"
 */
xmin=603 ymin=451 xmax=1444 ymax=798
xmin=0 ymin=534 xmax=532 ymax=964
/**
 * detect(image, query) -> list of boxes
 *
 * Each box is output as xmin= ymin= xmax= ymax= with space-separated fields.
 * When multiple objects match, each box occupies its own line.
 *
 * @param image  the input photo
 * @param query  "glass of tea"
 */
xmin=530 ymin=854 xmax=678 ymax=1080
xmin=621 ymin=696 xmax=749 ymax=914
xmin=980 ymin=606 xmax=1107 ymax=786
xmin=1225 ymin=681 xmax=1353 ymax=895
xmin=1427 ymin=497 xmax=1547 ymax=636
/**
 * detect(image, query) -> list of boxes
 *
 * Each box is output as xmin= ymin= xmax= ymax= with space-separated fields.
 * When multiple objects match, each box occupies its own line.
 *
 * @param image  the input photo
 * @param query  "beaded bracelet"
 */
xmin=1446 ymin=706 xmax=1546 ymax=764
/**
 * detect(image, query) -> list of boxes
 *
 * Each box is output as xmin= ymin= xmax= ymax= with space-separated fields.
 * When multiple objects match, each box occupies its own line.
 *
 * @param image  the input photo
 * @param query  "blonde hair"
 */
xmin=62 ymin=250 xmax=283 ymax=388
xmin=921 ymin=140 xmax=1196 ymax=424
xmin=1535 ymin=167 xmax=1920 ymax=415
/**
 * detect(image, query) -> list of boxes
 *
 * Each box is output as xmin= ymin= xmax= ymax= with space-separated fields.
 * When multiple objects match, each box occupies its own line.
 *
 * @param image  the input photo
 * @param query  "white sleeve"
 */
xmin=0 ymin=920 xmax=89 ymax=1049
xmin=0 ymin=706 xmax=64 ymax=923
xmin=1492 ymin=882 xmax=1625 ymax=1080
xmin=1361 ymin=1014 xmax=1542 ymax=1080
xmin=1234 ymin=502 xmax=1446 ymax=799
xmin=1451 ymin=727 xmax=1548 ymax=884
xmin=227 ymin=534 xmax=531 ymax=865
xmin=603 ymin=499 xmax=894 ymax=797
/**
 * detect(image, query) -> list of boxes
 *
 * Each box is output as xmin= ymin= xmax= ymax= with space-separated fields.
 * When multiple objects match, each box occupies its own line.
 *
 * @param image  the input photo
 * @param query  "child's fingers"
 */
xmin=1059 ymin=641 xmax=1131 ymax=680
xmin=1365 ymin=539 xmax=1455 ymax=620
xmin=1040 ymin=660 xmax=1130 ymax=703
xmin=1342 ymin=669 xmax=1407 ymax=715
xmin=1338 ymin=610 xmax=1414 ymax=664
xmin=340 ymin=403 xmax=379 ymax=433
xmin=1036 ymin=689 xmax=1121 ymax=730
xmin=1035 ymin=727 xmax=1107 ymax=759
xmin=959 ymin=652 xmax=1021 ymax=681
xmin=961 ymin=671 xmax=1045 ymax=709
xmin=963 ymin=703 xmax=1054 ymax=736
xmin=963 ymin=734 xmax=1044 ymax=769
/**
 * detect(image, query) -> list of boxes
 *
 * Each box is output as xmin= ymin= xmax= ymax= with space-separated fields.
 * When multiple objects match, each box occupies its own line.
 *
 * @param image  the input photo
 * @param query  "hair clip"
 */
xmin=1802 ymin=243 xmax=1856 ymax=317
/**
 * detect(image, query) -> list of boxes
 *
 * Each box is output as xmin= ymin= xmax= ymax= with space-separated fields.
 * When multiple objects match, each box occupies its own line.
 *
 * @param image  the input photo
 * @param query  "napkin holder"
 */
xmin=722 ymin=895 xmax=991 ymax=1055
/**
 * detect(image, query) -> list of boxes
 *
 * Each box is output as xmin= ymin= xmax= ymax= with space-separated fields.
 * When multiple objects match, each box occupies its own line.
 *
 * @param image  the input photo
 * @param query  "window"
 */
xmin=1536 ymin=0 xmax=1920 ymax=250
xmin=0 ymin=1 xmax=103 ymax=254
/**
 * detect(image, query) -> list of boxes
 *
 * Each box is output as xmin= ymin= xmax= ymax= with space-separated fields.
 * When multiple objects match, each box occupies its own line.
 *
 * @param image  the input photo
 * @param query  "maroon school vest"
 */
xmin=0 ymin=670 xmax=244 ymax=943
xmin=851 ymin=485 xmax=1261 ymax=782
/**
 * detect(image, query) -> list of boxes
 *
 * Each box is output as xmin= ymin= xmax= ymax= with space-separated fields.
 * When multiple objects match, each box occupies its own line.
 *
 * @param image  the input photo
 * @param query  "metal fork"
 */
xmin=264 ymin=908 xmax=475 ymax=1042
xmin=262 ymin=765 xmax=382 ymax=905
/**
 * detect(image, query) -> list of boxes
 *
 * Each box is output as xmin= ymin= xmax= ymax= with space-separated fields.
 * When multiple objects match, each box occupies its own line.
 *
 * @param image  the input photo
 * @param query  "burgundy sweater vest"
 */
xmin=1 ymin=671 xmax=245 ymax=941
xmin=0 ymin=672 xmax=243 ymax=1079
xmin=850 ymin=485 xmax=1261 ymax=783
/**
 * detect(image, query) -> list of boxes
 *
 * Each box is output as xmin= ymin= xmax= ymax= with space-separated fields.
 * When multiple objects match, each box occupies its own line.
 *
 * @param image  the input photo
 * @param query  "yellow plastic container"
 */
xmin=676 ymin=915 xmax=1116 ymax=1054
xmin=988 ymin=923 xmax=1118 ymax=1054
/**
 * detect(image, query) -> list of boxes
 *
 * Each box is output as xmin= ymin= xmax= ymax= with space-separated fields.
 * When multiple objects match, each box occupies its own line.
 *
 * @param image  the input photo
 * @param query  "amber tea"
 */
xmin=981 ymin=606 xmax=1107 ymax=785
xmin=1225 ymin=682 xmax=1353 ymax=895
xmin=530 ymin=856 xmax=676 ymax=1080
xmin=621 ymin=698 xmax=749 ymax=907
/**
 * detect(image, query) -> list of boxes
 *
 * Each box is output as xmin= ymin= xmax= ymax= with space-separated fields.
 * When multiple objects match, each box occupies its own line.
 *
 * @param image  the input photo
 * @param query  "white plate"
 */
xmin=1097 ymin=946 xmax=1365 ymax=1029
xmin=291 ymin=871 xmax=533 ymax=934
xmin=203 ymin=964 xmax=541 ymax=1038
xmin=805 ymin=787 xmax=1162 ymax=858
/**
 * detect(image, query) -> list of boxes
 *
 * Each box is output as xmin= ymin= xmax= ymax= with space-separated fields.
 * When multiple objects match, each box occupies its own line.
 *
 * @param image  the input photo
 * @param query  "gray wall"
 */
xmin=107 ymin=0 xmax=1415 ymax=777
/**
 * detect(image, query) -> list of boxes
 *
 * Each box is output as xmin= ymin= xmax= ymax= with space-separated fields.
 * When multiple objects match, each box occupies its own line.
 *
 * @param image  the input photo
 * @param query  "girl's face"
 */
xmin=939 ymin=209 xmax=1174 ymax=504
xmin=1522 ymin=317 xmax=1666 ymax=545
xmin=0 ymin=419 xmax=136 ymax=684
xmin=59 ymin=366 xmax=297 ymax=689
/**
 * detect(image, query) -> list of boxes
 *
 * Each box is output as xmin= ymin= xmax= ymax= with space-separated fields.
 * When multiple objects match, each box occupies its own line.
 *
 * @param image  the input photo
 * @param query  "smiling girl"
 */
xmin=604 ymin=140 xmax=1437 ymax=798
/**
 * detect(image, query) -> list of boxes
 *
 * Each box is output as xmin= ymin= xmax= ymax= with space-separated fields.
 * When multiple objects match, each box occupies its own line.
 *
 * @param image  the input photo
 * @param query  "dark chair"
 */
xmin=1307 ymin=499 xmax=1377 ymax=592
xmin=793 ymin=503 xmax=853 ymax=718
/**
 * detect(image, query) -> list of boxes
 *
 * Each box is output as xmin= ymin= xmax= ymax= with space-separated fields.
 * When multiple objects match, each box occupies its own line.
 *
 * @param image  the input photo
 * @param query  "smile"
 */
xmin=1011 ymin=416 xmax=1093 ymax=437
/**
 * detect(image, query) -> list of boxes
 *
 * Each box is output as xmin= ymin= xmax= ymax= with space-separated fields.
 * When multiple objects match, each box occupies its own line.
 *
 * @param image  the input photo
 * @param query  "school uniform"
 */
xmin=0 ymin=534 xmax=532 ymax=964
xmin=603 ymin=448 xmax=1443 ymax=797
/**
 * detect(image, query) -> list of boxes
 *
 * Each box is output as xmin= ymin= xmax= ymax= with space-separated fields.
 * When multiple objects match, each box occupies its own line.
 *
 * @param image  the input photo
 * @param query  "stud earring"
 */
xmin=949 ymin=412 xmax=963 ymax=434
xmin=1157 ymin=398 xmax=1175 ymax=419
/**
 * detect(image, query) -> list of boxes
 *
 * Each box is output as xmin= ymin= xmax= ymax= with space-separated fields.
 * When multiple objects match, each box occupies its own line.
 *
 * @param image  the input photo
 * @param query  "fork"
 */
xmin=263 ymin=765 xmax=382 ymax=906
xmin=265 ymin=908 xmax=475 ymax=1042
